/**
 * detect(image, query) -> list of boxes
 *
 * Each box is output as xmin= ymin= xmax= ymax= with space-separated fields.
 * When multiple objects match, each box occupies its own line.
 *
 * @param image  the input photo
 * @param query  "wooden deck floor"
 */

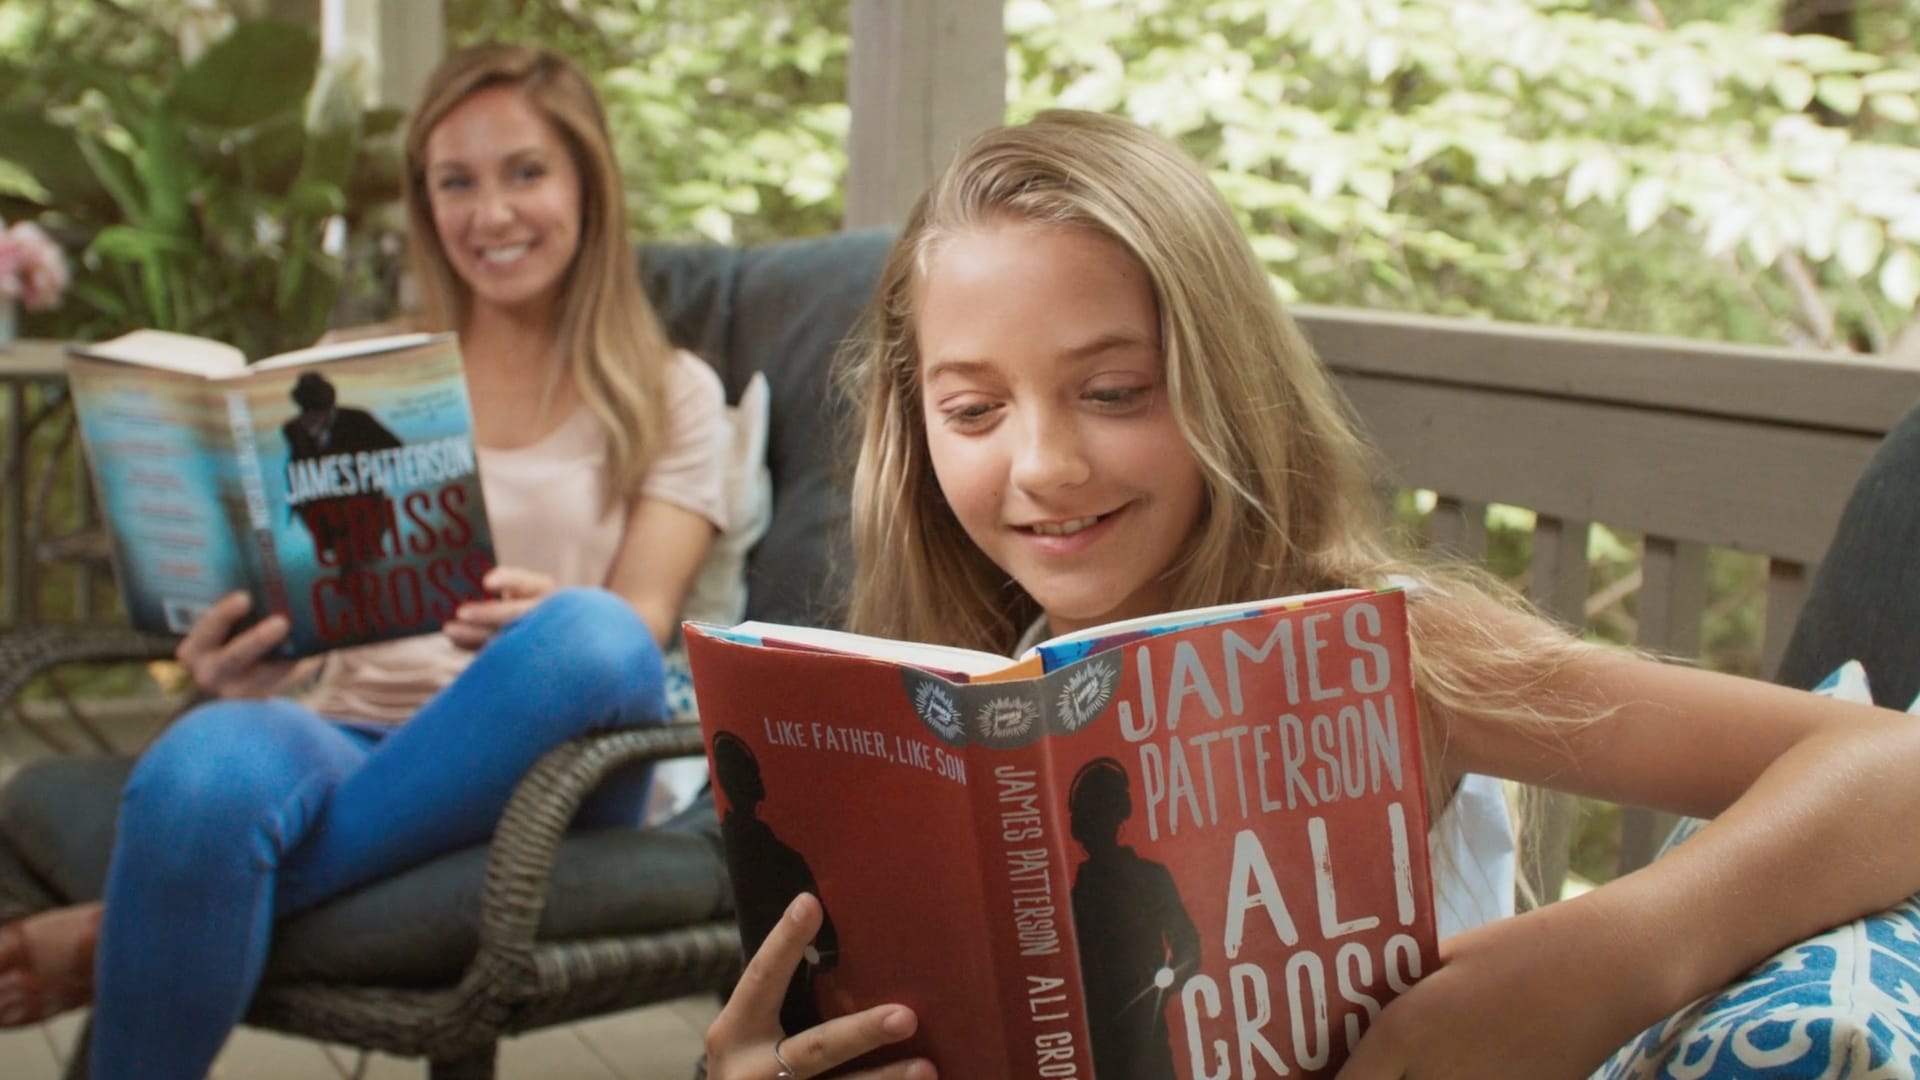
xmin=0 ymin=996 xmax=717 ymax=1079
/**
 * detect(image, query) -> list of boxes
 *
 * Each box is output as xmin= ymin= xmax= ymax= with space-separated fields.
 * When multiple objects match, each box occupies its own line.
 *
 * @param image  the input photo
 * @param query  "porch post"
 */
xmin=321 ymin=0 xmax=446 ymax=109
xmin=845 ymin=0 xmax=1007 ymax=229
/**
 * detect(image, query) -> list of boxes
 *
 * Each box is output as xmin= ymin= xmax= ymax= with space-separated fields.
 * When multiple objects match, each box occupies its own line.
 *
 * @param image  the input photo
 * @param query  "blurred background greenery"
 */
xmin=5 ymin=0 xmax=1915 ymax=351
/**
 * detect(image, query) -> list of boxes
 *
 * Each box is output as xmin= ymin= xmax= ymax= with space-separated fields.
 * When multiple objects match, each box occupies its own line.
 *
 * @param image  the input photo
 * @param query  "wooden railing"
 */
xmin=1299 ymin=305 xmax=1920 ymax=900
xmin=7 ymin=315 xmax=1919 ymax=896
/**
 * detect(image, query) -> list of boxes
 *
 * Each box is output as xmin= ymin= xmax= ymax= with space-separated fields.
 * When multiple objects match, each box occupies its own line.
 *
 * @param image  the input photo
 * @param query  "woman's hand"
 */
xmin=705 ymin=894 xmax=933 ymax=1080
xmin=444 ymin=566 xmax=556 ymax=651
xmin=175 ymin=591 xmax=297 ymax=699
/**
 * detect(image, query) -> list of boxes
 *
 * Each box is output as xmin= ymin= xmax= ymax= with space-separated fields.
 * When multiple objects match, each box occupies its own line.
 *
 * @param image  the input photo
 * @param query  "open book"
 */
xmin=65 ymin=330 xmax=497 ymax=657
xmin=685 ymin=586 xmax=1437 ymax=1078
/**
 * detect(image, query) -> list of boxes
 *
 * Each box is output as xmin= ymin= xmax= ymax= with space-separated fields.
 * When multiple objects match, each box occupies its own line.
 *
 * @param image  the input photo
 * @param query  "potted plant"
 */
xmin=0 ymin=216 xmax=68 ymax=346
xmin=0 ymin=17 xmax=402 ymax=358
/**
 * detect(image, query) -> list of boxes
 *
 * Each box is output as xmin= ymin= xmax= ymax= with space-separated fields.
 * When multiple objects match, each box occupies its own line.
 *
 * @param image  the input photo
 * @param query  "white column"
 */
xmin=321 ymin=0 xmax=445 ymax=109
xmin=845 ymin=0 xmax=1006 ymax=229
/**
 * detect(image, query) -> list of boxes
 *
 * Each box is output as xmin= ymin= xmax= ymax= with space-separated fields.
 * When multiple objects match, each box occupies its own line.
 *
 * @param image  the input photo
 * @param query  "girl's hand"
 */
xmin=1337 ymin=901 xmax=1657 ymax=1079
xmin=444 ymin=566 xmax=556 ymax=651
xmin=175 ymin=591 xmax=296 ymax=699
xmin=705 ymin=894 xmax=934 ymax=1080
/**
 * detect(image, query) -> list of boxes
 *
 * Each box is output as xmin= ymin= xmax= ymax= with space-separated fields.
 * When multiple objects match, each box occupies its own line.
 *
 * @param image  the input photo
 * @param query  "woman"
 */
xmin=0 ymin=44 xmax=730 ymax=1078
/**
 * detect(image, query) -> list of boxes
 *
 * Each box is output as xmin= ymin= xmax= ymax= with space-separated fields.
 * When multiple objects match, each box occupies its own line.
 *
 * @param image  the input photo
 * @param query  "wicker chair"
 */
xmin=0 ymin=229 xmax=895 ymax=1078
xmin=2 ymin=725 xmax=741 ymax=1079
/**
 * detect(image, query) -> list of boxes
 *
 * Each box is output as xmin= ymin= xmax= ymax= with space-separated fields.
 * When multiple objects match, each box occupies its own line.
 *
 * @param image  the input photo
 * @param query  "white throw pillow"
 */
xmin=651 ymin=372 xmax=772 ymax=823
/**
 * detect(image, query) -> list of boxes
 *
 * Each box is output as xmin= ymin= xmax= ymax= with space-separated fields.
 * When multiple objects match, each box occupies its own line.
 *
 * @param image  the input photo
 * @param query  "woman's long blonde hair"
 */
xmin=843 ymin=110 xmax=1603 ymax=814
xmin=403 ymin=43 xmax=670 ymax=501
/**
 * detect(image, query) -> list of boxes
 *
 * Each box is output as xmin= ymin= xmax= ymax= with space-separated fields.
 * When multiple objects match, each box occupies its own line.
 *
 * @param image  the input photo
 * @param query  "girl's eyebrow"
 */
xmin=922 ymin=332 xmax=1158 ymax=381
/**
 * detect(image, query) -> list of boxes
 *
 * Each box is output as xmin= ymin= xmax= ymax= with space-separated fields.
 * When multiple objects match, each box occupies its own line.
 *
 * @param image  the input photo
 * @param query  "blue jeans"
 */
xmin=88 ymin=588 xmax=665 ymax=1079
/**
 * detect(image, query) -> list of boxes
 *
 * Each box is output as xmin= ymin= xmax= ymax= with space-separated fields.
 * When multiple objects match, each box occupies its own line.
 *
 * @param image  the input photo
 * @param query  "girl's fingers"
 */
xmin=777 ymin=1004 xmax=924 ymax=1078
xmin=846 ymin=1061 xmax=937 ymax=1080
xmin=717 ymin=894 xmax=822 ymax=1035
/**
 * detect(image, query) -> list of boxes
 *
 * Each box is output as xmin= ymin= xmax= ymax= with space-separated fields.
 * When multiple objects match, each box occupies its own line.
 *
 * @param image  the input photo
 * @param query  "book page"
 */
xmin=1029 ymin=586 xmax=1371 ymax=670
xmin=242 ymin=332 xmax=445 ymax=374
xmin=724 ymin=621 xmax=1014 ymax=678
xmin=69 ymin=330 xmax=247 ymax=378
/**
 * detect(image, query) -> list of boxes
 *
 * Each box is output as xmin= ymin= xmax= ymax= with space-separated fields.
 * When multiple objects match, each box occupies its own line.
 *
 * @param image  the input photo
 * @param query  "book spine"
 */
xmin=962 ymin=683 xmax=1096 ymax=1078
xmin=223 ymin=388 xmax=293 ymax=642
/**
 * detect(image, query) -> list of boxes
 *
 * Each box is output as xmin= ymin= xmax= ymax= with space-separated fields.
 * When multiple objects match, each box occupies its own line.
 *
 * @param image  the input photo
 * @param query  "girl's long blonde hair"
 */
xmin=403 ymin=43 xmax=670 ymax=501
xmin=842 ymin=110 xmax=1603 ymax=819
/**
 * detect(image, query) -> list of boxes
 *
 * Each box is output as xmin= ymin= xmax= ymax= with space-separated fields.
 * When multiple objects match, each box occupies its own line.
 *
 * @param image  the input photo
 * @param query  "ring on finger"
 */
xmin=772 ymin=1038 xmax=800 ymax=1080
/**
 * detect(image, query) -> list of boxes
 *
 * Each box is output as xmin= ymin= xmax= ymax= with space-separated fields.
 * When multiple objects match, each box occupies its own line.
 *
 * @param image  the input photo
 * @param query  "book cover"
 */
xmin=66 ymin=333 xmax=496 ymax=657
xmin=687 ymin=587 xmax=1438 ymax=1078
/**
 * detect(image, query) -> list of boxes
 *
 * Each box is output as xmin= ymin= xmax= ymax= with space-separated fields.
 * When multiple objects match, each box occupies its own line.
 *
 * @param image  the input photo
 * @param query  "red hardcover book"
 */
xmin=686 ymin=587 xmax=1438 ymax=1078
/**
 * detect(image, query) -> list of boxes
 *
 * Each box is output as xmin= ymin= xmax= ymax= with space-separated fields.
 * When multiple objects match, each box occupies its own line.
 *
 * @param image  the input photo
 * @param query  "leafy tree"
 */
xmin=1007 ymin=0 xmax=1920 ymax=353
xmin=446 ymin=0 xmax=1919 ymax=354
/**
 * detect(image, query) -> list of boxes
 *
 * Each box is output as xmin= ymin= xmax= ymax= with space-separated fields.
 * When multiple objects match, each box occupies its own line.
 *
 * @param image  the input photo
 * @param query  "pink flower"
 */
xmin=0 ymin=219 xmax=69 ymax=312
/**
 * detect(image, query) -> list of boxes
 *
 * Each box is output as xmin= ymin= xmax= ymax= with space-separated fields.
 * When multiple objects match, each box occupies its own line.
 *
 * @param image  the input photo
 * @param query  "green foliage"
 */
xmin=1008 ymin=0 xmax=1920 ymax=348
xmin=0 ymin=6 xmax=401 ymax=357
xmin=441 ymin=0 xmax=1919 ymax=350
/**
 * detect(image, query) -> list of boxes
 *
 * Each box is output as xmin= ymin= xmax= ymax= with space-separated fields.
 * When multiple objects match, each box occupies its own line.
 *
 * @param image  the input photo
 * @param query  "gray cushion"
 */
xmin=0 ymin=755 xmax=731 ymax=987
xmin=639 ymin=229 xmax=896 ymax=628
xmin=1774 ymin=398 xmax=1920 ymax=705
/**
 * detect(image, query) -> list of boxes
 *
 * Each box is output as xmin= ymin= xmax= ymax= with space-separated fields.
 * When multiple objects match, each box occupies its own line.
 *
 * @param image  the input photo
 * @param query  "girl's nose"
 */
xmin=1009 ymin=416 xmax=1092 ymax=493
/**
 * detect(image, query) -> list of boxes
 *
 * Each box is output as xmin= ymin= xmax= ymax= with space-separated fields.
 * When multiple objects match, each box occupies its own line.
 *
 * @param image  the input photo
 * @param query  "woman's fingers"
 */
xmin=442 ymin=565 xmax=553 ymax=650
xmin=175 ymin=592 xmax=291 ymax=695
xmin=175 ymin=591 xmax=251 ymax=665
xmin=454 ymin=597 xmax=541 ymax=628
xmin=482 ymin=565 xmax=556 ymax=600
xmin=442 ymin=619 xmax=492 ymax=652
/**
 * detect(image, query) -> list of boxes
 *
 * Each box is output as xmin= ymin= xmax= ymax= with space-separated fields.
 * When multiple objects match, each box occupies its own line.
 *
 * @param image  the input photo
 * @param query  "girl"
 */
xmin=0 ymin=44 xmax=730 ymax=1077
xmin=703 ymin=109 xmax=1920 ymax=1080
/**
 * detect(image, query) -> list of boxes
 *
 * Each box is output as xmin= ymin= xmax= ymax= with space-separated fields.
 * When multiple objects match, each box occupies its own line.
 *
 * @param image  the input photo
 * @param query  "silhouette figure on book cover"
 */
xmin=1069 ymin=757 xmax=1201 ymax=1080
xmin=713 ymin=732 xmax=838 ymax=1034
xmin=283 ymin=371 xmax=402 ymax=571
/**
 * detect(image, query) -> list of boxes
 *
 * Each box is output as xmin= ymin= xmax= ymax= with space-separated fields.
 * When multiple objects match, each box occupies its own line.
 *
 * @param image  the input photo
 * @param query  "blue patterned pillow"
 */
xmin=1593 ymin=663 xmax=1920 ymax=1078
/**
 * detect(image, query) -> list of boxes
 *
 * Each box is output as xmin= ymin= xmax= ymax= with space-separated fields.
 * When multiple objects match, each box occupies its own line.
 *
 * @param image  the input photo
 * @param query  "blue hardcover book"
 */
xmin=65 ymin=330 xmax=496 ymax=658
